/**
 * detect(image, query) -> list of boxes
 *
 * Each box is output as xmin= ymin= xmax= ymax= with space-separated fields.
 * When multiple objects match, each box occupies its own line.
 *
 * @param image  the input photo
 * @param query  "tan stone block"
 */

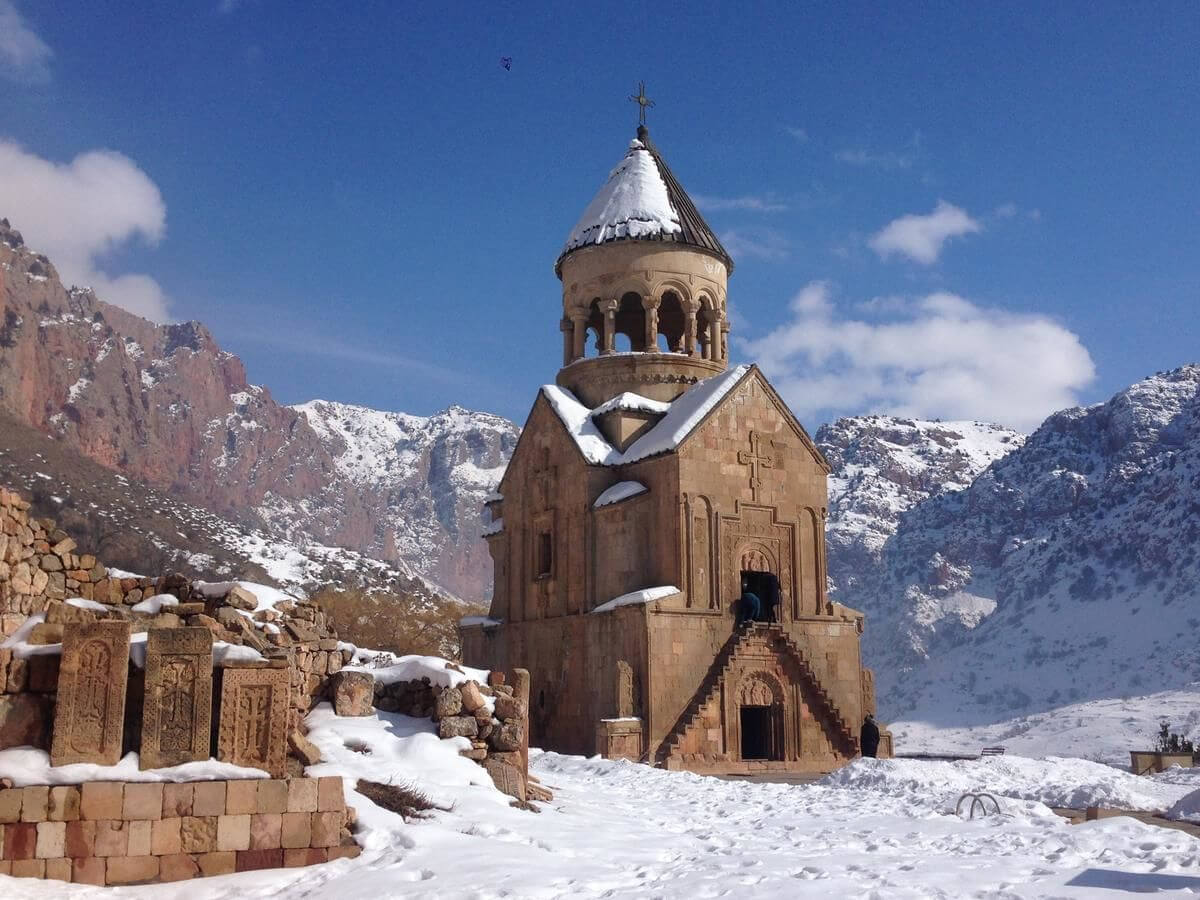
xmin=11 ymin=857 xmax=45 ymax=878
xmin=152 ymin=817 xmax=182 ymax=855
xmin=159 ymin=852 xmax=200 ymax=882
xmin=106 ymin=854 xmax=159 ymax=885
xmin=127 ymin=819 xmax=152 ymax=856
xmin=72 ymin=855 xmax=106 ymax=884
xmin=19 ymin=785 xmax=48 ymax=822
xmin=225 ymin=778 xmax=258 ymax=815
xmin=287 ymin=778 xmax=318 ymax=812
xmin=94 ymin=819 xmax=129 ymax=857
xmin=317 ymin=776 xmax=344 ymax=811
xmin=64 ymin=819 xmax=95 ymax=857
xmin=162 ymin=782 xmax=193 ymax=818
xmin=216 ymin=814 xmax=251 ymax=851
xmin=44 ymin=856 xmax=72 ymax=881
xmin=283 ymin=847 xmax=327 ymax=867
xmin=257 ymin=779 xmax=288 ymax=814
xmin=121 ymin=782 xmax=163 ymax=820
xmin=80 ymin=782 xmax=124 ymax=820
xmin=250 ymin=813 xmax=281 ymax=850
xmin=35 ymin=820 xmax=65 ymax=857
xmin=195 ymin=850 xmax=236 ymax=876
xmin=191 ymin=780 xmax=226 ymax=816
xmin=0 ymin=788 xmax=21 ymax=823
xmin=310 ymin=811 xmax=341 ymax=848
xmin=328 ymin=844 xmax=361 ymax=861
xmin=279 ymin=811 xmax=311 ymax=848
xmin=47 ymin=785 xmax=80 ymax=821
xmin=180 ymin=816 xmax=217 ymax=853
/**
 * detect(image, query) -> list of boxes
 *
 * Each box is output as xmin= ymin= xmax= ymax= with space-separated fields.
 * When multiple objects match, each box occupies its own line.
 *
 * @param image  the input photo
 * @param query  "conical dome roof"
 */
xmin=556 ymin=126 xmax=733 ymax=276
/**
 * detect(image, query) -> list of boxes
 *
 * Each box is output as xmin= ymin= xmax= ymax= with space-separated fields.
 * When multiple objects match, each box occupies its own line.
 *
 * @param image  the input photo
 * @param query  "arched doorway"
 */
xmin=737 ymin=673 xmax=784 ymax=761
xmin=739 ymin=545 xmax=781 ymax=624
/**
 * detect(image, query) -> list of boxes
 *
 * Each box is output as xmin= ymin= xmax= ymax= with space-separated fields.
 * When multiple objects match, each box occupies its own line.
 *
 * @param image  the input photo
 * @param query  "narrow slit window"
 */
xmin=536 ymin=531 xmax=553 ymax=578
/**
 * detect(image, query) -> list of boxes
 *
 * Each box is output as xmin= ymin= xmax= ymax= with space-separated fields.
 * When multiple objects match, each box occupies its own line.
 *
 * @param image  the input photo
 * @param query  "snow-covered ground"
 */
xmin=7 ymin=703 xmax=1200 ymax=899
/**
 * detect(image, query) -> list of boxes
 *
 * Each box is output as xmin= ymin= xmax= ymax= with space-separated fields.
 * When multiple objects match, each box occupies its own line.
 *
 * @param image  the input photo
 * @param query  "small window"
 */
xmin=536 ymin=530 xmax=553 ymax=578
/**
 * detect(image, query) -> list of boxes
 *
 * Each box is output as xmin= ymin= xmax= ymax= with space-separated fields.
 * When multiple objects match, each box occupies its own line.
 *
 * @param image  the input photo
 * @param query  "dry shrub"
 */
xmin=313 ymin=586 xmax=482 ymax=658
xmin=355 ymin=779 xmax=448 ymax=821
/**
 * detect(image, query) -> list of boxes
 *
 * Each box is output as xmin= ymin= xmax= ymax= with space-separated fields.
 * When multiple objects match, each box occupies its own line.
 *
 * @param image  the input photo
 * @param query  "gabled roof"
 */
xmin=556 ymin=126 xmax=733 ymax=275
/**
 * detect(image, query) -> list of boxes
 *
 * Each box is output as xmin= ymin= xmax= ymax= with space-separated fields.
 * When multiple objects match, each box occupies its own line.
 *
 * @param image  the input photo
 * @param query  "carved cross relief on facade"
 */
xmin=737 ymin=430 xmax=775 ymax=501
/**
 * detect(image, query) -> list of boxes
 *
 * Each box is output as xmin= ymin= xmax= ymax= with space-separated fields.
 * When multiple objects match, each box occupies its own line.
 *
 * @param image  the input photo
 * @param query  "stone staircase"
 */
xmin=657 ymin=623 xmax=858 ymax=764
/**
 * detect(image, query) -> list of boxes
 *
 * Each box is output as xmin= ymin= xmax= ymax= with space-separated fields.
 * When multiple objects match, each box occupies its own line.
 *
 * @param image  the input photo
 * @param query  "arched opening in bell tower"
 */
xmin=614 ymin=292 xmax=647 ymax=351
xmin=657 ymin=290 xmax=686 ymax=353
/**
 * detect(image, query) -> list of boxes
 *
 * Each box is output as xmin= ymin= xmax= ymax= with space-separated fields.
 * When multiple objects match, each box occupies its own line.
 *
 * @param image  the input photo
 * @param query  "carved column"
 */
xmin=571 ymin=312 xmax=588 ymax=360
xmin=683 ymin=299 xmax=700 ymax=357
xmin=560 ymin=318 xmax=572 ymax=366
xmin=599 ymin=298 xmax=618 ymax=355
xmin=642 ymin=295 xmax=660 ymax=351
xmin=721 ymin=319 xmax=731 ymax=362
xmin=709 ymin=310 xmax=724 ymax=362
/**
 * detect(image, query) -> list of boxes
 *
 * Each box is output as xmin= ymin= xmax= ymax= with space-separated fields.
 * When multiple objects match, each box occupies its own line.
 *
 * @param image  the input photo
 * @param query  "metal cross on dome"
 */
xmin=629 ymin=81 xmax=655 ymax=126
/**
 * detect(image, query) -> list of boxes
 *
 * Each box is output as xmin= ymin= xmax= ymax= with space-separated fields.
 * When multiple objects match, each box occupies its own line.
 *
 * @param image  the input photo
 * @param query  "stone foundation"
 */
xmin=0 ymin=776 xmax=358 ymax=884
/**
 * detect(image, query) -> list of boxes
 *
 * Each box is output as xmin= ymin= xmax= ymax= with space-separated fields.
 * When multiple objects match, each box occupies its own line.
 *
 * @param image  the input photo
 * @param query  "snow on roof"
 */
xmin=543 ymin=365 xmax=751 ymax=468
xmin=590 ymin=392 xmax=671 ymax=417
xmin=459 ymin=615 xmax=503 ymax=627
xmin=592 ymin=585 xmax=680 ymax=614
xmin=562 ymin=140 xmax=681 ymax=256
xmin=481 ymin=517 xmax=504 ymax=537
xmin=483 ymin=490 xmax=503 ymax=503
xmin=594 ymin=481 xmax=648 ymax=508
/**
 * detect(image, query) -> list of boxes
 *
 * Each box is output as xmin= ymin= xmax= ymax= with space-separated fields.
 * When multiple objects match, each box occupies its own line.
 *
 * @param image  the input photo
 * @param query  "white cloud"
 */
xmin=995 ymin=202 xmax=1018 ymax=218
xmin=694 ymin=193 xmax=787 ymax=212
xmin=0 ymin=140 xmax=170 ymax=321
xmin=834 ymin=148 xmax=915 ymax=171
xmin=720 ymin=228 xmax=790 ymax=261
xmin=741 ymin=281 xmax=1095 ymax=430
xmin=869 ymin=200 xmax=981 ymax=264
xmin=0 ymin=1 xmax=51 ymax=83
xmin=785 ymin=126 xmax=808 ymax=143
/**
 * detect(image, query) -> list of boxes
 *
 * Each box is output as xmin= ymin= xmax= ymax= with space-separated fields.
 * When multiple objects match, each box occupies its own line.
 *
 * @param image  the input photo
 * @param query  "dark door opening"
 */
xmin=740 ymin=705 xmax=780 ymax=760
xmin=740 ymin=570 xmax=780 ymax=622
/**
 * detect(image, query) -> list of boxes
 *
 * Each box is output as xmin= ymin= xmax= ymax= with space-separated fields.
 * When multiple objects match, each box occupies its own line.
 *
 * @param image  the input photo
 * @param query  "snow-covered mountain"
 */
xmin=817 ymin=416 xmax=1025 ymax=597
xmin=852 ymin=366 xmax=1200 ymax=723
xmin=0 ymin=218 xmax=516 ymax=601
xmin=288 ymin=400 xmax=517 ymax=598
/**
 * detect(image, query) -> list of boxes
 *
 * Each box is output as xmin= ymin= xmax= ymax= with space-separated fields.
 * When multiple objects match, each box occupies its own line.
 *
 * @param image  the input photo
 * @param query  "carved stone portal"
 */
xmin=51 ymin=621 xmax=131 ymax=766
xmin=141 ymin=627 xmax=213 ymax=770
xmin=217 ymin=666 xmax=289 ymax=776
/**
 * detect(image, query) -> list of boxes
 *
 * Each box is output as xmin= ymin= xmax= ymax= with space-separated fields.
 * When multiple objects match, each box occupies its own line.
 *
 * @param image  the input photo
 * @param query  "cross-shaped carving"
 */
xmin=738 ymin=430 xmax=775 ymax=501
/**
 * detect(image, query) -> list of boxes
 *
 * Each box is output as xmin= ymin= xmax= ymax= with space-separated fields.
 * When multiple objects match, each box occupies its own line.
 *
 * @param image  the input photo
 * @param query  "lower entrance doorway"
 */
xmin=740 ymin=705 xmax=782 ymax=760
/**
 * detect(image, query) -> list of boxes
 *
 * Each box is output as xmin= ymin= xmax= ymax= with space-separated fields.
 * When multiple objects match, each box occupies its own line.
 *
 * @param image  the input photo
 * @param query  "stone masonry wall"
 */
xmin=0 ymin=776 xmax=357 ymax=884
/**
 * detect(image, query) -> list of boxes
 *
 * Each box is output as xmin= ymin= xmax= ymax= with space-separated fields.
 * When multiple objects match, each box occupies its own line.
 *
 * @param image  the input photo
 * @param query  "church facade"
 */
xmin=461 ymin=124 xmax=889 ymax=773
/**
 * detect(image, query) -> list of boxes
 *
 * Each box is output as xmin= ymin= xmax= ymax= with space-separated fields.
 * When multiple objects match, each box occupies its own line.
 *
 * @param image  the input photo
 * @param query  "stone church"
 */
xmin=461 ymin=121 xmax=889 ymax=774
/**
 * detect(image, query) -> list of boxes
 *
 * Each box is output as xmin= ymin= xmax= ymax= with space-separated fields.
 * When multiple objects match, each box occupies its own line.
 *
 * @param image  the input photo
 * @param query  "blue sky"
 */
xmin=1 ymin=1 xmax=1197 ymax=430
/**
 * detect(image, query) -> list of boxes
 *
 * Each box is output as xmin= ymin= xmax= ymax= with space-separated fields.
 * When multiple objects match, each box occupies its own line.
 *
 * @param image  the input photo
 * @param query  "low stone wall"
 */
xmin=369 ymin=669 xmax=532 ymax=802
xmin=0 ymin=776 xmax=358 ymax=884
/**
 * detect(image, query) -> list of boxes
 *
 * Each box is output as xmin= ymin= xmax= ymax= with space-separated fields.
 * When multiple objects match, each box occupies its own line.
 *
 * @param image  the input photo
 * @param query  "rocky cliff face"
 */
xmin=817 ymin=416 xmax=1024 ymax=597
xmin=845 ymin=367 xmax=1200 ymax=722
xmin=0 ymin=219 xmax=514 ymax=601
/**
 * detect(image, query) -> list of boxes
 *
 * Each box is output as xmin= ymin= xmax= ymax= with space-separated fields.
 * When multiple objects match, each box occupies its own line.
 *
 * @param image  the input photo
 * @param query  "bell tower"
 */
xmin=554 ymin=123 xmax=734 ymax=411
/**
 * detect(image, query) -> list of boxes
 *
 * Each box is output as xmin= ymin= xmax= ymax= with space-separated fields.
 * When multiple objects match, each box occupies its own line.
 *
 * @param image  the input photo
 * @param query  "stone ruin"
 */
xmin=0 ymin=483 xmax=542 ymax=883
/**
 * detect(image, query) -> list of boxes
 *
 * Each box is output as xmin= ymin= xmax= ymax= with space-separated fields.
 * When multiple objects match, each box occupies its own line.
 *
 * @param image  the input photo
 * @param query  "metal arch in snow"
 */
xmin=956 ymin=792 xmax=1002 ymax=819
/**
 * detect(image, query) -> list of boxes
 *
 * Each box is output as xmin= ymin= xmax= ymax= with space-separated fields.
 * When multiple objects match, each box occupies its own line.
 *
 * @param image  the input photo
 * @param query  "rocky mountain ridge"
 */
xmin=0 ymin=218 xmax=513 ymax=601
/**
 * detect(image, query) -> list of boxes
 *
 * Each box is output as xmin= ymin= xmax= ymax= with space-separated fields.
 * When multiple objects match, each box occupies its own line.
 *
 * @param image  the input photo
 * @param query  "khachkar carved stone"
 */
xmin=50 ymin=621 xmax=131 ymax=766
xmin=141 ymin=627 xmax=214 ymax=770
xmin=217 ymin=666 xmax=289 ymax=777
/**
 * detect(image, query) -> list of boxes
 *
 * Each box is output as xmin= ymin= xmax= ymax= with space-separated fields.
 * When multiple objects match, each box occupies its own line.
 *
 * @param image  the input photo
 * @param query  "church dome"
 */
xmin=555 ymin=126 xmax=733 ymax=277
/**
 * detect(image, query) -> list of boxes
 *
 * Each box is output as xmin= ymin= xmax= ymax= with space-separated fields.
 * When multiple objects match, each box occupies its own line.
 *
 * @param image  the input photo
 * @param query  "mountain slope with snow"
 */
xmin=856 ymin=366 xmax=1200 ymax=723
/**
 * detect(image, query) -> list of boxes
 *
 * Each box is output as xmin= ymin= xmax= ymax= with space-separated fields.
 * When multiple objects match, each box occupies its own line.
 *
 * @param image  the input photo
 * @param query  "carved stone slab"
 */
xmin=217 ymin=666 xmax=288 ymax=776
xmin=50 ymin=621 xmax=131 ymax=766
xmin=140 ymin=627 xmax=213 ymax=770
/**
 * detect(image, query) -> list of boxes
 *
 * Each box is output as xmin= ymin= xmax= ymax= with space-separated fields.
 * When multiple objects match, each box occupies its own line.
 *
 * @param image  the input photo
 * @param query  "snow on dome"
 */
xmin=592 ymin=585 xmax=680 ymax=614
xmin=594 ymin=481 xmax=648 ymax=508
xmin=590 ymin=392 xmax=671 ymax=417
xmin=562 ymin=143 xmax=681 ymax=255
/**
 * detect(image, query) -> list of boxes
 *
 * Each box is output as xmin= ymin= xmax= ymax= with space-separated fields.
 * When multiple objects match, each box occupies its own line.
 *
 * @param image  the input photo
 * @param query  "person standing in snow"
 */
xmin=860 ymin=714 xmax=880 ymax=758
